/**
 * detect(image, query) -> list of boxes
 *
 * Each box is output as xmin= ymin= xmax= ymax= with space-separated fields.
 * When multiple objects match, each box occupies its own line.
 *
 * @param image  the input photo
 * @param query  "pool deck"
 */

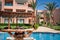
xmin=33 ymin=26 xmax=60 ymax=33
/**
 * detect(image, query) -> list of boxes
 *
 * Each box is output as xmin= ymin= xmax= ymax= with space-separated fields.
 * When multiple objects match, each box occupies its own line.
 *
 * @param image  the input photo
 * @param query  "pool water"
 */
xmin=30 ymin=32 xmax=60 ymax=40
xmin=0 ymin=32 xmax=60 ymax=40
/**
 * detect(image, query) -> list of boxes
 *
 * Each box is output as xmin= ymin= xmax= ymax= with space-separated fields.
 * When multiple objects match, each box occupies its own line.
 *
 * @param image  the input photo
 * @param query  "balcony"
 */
xmin=4 ymin=6 xmax=13 ymax=9
xmin=16 ymin=9 xmax=26 ymax=12
xmin=5 ymin=3 xmax=13 ymax=6
xmin=5 ymin=0 xmax=13 ymax=6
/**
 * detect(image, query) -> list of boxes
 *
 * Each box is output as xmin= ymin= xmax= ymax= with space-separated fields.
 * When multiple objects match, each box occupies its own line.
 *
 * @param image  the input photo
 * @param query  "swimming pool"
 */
xmin=0 ymin=32 xmax=60 ymax=40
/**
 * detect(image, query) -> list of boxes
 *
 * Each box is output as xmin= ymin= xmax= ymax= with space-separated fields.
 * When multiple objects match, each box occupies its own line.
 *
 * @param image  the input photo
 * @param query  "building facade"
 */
xmin=37 ymin=8 xmax=60 ymax=25
xmin=37 ymin=10 xmax=44 ymax=23
xmin=0 ymin=0 xmax=36 ymax=24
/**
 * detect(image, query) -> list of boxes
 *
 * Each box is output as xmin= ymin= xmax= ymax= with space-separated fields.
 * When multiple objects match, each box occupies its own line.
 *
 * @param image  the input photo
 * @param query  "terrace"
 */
xmin=0 ymin=11 xmax=35 ymax=28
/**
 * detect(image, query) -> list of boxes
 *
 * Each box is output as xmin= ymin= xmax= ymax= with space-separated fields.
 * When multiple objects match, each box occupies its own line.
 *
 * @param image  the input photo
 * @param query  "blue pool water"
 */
xmin=0 ymin=32 xmax=60 ymax=40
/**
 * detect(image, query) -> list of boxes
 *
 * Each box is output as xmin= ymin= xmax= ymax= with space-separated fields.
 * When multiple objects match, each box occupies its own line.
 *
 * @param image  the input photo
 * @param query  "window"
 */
xmin=4 ymin=18 xmax=12 ymax=23
xmin=17 ymin=3 xmax=24 ymax=5
xmin=29 ymin=19 xmax=31 ymax=24
xmin=4 ymin=18 xmax=8 ymax=23
xmin=40 ymin=17 xmax=44 ymax=19
xmin=18 ymin=19 xmax=24 ymax=24
xmin=5 ymin=0 xmax=13 ymax=6
xmin=16 ymin=0 xmax=27 ymax=5
xmin=28 ymin=4 xmax=32 ymax=7
xmin=16 ymin=9 xmax=25 ymax=12
xmin=4 ymin=9 xmax=13 ymax=12
xmin=28 ymin=10 xmax=32 ymax=13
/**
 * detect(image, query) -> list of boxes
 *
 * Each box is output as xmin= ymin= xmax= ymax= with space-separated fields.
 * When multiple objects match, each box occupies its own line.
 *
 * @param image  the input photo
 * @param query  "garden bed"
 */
xmin=0 ymin=23 xmax=31 ymax=29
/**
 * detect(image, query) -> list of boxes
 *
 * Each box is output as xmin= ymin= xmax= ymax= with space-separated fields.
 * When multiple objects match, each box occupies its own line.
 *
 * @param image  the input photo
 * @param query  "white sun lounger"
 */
xmin=23 ymin=37 xmax=36 ymax=40
xmin=6 ymin=37 xmax=36 ymax=40
xmin=6 ymin=37 xmax=15 ymax=40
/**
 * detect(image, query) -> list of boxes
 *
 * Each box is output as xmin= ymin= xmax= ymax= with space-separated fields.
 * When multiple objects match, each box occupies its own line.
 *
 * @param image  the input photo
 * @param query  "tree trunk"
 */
xmin=16 ymin=17 xmax=18 ymax=27
xmin=8 ymin=17 xmax=10 ymax=29
xmin=52 ymin=14 xmax=56 ymax=25
xmin=34 ymin=10 xmax=37 ymax=24
xmin=49 ymin=11 xmax=53 ymax=26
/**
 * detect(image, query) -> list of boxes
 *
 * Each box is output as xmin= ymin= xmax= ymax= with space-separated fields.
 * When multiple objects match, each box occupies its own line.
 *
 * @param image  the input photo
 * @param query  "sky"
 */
xmin=36 ymin=0 xmax=60 ymax=10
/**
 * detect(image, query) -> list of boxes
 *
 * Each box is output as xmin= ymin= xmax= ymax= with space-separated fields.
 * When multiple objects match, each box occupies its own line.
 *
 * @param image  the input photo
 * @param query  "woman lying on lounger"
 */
xmin=8 ymin=26 xmax=32 ymax=40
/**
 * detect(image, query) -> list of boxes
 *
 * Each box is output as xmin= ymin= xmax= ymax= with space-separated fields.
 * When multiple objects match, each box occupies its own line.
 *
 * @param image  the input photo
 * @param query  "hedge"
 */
xmin=0 ymin=23 xmax=31 ymax=26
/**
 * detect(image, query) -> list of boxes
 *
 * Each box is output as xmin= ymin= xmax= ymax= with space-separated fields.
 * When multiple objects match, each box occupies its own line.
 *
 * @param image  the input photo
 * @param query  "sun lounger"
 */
xmin=23 ymin=37 xmax=36 ymax=40
xmin=6 ymin=37 xmax=15 ymax=40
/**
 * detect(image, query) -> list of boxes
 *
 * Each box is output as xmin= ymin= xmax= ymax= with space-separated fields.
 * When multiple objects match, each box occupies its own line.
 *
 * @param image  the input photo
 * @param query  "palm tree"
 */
xmin=37 ymin=13 xmax=41 ymax=24
xmin=30 ymin=0 xmax=36 ymax=11
xmin=45 ymin=12 xmax=50 ymax=26
xmin=30 ymin=0 xmax=37 ymax=24
xmin=44 ymin=2 xmax=58 ymax=25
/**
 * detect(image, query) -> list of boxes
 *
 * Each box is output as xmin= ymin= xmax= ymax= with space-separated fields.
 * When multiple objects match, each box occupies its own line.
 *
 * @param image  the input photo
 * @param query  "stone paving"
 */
xmin=33 ymin=26 xmax=60 ymax=33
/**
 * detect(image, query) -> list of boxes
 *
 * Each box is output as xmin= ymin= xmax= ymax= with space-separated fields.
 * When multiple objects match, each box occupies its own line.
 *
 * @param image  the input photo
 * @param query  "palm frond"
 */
xmin=44 ymin=2 xmax=58 ymax=12
xmin=30 ymin=0 xmax=36 ymax=10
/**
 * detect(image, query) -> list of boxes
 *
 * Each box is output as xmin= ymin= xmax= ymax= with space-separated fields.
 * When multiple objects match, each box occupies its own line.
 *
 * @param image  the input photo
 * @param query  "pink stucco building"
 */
xmin=0 ymin=0 xmax=36 ymax=24
xmin=37 ymin=8 xmax=60 ymax=25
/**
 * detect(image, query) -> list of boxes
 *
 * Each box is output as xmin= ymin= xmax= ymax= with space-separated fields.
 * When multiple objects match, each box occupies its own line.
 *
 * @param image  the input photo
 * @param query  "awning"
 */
xmin=15 ymin=0 xmax=28 ymax=3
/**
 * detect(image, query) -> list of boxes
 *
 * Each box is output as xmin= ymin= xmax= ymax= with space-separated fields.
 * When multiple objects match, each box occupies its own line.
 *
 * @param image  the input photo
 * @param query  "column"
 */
xmin=13 ymin=0 xmax=16 ymax=12
xmin=1 ymin=0 xmax=5 ymax=11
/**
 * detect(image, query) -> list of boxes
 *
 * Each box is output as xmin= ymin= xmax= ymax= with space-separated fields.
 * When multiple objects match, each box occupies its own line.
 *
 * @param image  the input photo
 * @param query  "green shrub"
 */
xmin=0 ymin=23 xmax=31 ymax=29
xmin=34 ymin=24 xmax=39 ymax=29
xmin=41 ymin=21 xmax=44 ymax=24
xmin=24 ymin=24 xmax=31 ymax=26
xmin=40 ymin=21 xmax=46 ymax=26
xmin=22 ymin=26 xmax=31 ymax=29
xmin=40 ymin=21 xmax=44 ymax=26
xmin=0 ymin=23 xmax=8 ymax=26
xmin=47 ymin=22 xmax=53 ymax=27
xmin=11 ymin=26 xmax=16 ymax=29
xmin=56 ymin=23 xmax=60 ymax=26
xmin=0 ymin=26 xmax=5 ymax=29
xmin=0 ymin=23 xmax=31 ymax=26
xmin=39 ymin=23 xmax=42 ymax=26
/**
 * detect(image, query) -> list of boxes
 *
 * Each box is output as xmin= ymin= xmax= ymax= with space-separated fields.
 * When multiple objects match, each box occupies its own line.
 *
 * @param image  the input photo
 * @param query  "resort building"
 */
xmin=37 ymin=8 xmax=60 ymax=25
xmin=0 ymin=0 xmax=36 ymax=24
xmin=37 ymin=10 xmax=44 ymax=23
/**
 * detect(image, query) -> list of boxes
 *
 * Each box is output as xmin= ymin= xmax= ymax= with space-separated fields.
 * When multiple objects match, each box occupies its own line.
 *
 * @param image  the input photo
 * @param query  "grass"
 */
xmin=48 ymin=25 xmax=60 ymax=30
xmin=52 ymin=26 xmax=60 ymax=30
